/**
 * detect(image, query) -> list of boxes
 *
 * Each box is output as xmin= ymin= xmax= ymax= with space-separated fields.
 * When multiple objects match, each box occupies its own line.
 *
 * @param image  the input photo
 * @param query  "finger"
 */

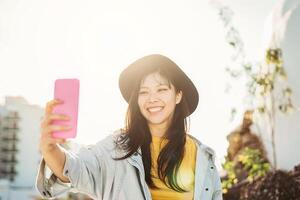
xmin=43 ymin=114 xmax=71 ymax=126
xmin=40 ymin=114 xmax=70 ymax=131
xmin=43 ymin=125 xmax=72 ymax=135
xmin=45 ymin=100 xmax=62 ymax=114
xmin=45 ymin=99 xmax=64 ymax=115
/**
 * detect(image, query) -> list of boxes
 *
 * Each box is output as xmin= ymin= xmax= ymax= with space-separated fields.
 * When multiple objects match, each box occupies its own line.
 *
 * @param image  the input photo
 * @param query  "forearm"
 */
xmin=42 ymin=145 xmax=70 ymax=183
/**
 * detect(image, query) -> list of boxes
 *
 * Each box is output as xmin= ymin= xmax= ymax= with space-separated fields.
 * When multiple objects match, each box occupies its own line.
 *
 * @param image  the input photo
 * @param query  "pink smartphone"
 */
xmin=52 ymin=79 xmax=80 ymax=139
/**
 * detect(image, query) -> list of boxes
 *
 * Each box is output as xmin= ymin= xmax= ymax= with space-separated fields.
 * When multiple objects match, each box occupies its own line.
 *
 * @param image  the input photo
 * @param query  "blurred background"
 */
xmin=0 ymin=0 xmax=299 ymax=199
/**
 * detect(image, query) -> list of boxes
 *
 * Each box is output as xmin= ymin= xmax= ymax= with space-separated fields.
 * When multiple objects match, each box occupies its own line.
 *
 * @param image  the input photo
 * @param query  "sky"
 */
xmin=0 ymin=0 xmax=277 ymax=169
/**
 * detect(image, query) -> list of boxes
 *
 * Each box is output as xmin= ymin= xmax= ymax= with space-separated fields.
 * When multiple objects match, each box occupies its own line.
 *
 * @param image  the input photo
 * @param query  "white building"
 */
xmin=0 ymin=108 xmax=19 ymax=181
xmin=0 ymin=180 xmax=10 ymax=200
xmin=0 ymin=96 xmax=89 ymax=200
xmin=0 ymin=97 xmax=43 ymax=199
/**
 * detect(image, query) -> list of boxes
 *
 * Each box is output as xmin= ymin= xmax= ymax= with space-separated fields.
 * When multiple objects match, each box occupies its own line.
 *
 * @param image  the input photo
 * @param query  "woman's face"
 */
xmin=137 ymin=72 xmax=182 ymax=128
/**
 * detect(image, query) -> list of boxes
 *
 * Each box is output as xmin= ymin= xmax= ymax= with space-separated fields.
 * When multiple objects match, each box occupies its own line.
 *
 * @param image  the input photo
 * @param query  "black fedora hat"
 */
xmin=118 ymin=54 xmax=199 ymax=117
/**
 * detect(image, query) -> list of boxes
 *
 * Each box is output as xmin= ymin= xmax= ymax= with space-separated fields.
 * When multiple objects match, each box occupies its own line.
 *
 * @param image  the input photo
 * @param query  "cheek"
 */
xmin=165 ymin=101 xmax=176 ymax=113
xmin=157 ymin=98 xmax=176 ymax=116
xmin=137 ymin=97 xmax=146 ymax=112
xmin=163 ymin=95 xmax=177 ymax=107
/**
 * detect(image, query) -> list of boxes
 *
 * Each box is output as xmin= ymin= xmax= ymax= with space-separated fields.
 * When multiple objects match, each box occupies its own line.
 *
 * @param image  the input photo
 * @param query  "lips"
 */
xmin=147 ymin=106 xmax=164 ymax=114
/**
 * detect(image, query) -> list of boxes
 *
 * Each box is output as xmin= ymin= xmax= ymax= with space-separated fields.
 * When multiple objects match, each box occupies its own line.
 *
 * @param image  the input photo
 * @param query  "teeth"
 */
xmin=148 ymin=107 xmax=163 ymax=113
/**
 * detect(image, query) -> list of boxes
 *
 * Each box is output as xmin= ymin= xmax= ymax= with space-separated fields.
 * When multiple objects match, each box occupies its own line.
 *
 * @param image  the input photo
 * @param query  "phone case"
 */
xmin=52 ymin=79 xmax=80 ymax=138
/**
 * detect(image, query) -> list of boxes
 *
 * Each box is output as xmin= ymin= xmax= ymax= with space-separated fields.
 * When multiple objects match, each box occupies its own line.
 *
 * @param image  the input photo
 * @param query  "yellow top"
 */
xmin=149 ymin=135 xmax=197 ymax=200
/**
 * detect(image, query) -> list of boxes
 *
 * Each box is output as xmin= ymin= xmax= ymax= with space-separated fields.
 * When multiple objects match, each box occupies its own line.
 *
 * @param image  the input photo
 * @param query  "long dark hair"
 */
xmin=114 ymin=66 xmax=191 ymax=192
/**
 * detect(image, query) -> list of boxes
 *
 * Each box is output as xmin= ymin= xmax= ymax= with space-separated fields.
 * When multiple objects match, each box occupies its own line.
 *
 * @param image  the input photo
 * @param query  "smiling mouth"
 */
xmin=147 ymin=106 xmax=164 ymax=113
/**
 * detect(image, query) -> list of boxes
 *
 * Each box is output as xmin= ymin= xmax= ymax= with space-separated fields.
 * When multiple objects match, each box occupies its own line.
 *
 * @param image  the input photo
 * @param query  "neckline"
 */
xmin=151 ymin=135 xmax=169 ymax=143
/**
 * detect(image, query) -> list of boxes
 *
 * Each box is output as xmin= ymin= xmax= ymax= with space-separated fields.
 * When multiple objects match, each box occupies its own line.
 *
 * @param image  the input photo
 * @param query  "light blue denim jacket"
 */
xmin=35 ymin=130 xmax=223 ymax=200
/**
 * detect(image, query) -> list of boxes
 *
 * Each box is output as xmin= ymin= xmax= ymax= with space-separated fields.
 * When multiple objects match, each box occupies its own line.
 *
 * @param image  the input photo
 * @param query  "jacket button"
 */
xmin=134 ymin=152 xmax=138 ymax=156
xmin=65 ymin=170 xmax=69 ymax=174
xmin=42 ymin=191 xmax=47 ymax=196
xmin=210 ymin=166 xmax=214 ymax=169
xmin=205 ymin=188 xmax=209 ymax=191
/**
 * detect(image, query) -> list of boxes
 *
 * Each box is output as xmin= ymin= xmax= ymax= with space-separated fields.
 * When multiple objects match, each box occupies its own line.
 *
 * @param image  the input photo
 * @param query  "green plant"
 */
xmin=221 ymin=147 xmax=270 ymax=193
xmin=221 ymin=160 xmax=238 ymax=193
xmin=238 ymin=147 xmax=271 ymax=182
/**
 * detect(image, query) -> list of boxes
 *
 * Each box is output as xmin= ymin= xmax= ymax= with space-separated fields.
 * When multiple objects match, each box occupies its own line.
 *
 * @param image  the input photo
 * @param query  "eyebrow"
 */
xmin=140 ymin=83 xmax=169 ymax=89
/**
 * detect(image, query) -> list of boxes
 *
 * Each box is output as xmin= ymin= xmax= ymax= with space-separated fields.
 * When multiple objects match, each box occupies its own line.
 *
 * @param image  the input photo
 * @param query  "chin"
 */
xmin=148 ymin=120 xmax=164 ymax=125
xmin=147 ymin=117 xmax=167 ymax=125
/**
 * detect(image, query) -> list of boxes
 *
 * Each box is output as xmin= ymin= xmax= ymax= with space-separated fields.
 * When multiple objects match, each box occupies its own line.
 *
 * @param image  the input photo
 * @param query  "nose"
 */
xmin=147 ymin=91 xmax=159 ymax=103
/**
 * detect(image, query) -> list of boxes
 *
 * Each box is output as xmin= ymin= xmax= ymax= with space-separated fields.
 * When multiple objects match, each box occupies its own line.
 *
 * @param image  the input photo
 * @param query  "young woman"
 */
xmin=36 ymin=54 xmax=223 ymax=200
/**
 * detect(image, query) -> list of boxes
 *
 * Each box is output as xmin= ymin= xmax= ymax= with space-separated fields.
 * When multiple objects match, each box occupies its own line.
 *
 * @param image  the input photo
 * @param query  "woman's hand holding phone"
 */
xmin=39 ymin=78 xmax=79 ymax=153
xmin=39 ymin=99 xmax=71 ymax=154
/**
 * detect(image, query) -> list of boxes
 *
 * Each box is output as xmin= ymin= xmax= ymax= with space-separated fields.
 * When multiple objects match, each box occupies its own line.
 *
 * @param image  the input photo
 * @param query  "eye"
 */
xmin=158 ymin=88 xmax=168 ymax=92
xmin=139 ymin=91 xmax=148 ymax=95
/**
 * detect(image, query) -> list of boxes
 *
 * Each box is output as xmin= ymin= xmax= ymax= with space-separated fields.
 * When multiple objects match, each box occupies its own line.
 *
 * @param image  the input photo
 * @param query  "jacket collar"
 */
xmin=187 ymin=134 xmax=216 ymax=162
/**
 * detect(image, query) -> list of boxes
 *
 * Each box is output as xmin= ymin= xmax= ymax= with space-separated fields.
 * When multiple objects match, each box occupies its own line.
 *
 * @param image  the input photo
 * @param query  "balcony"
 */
xmin=0 ymin=157 xmax=18 ymax=164
xmin=2 ymin=135 xmax=19 ymax=141
xmin=0 ymin=168 xmax=17 ymax=175
xmin=2 ymin=124 xmax=19 ymax=130
xmin=1 ymin=147 xmax=18 ymax=152
xmin=3 ymin=112 xmax=20 ymax=120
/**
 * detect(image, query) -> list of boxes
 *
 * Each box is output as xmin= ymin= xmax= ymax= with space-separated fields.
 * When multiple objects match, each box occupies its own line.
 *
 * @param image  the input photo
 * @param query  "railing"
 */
xmin=1 ymin=147 xmax=18 ymax=152
xmin=2 ymin=135 xmax=19 ymax=141
xmin=0 ymin=158 xmax=18 ymax=163
xmin=0 ymin=169 xmax=17 ymax=175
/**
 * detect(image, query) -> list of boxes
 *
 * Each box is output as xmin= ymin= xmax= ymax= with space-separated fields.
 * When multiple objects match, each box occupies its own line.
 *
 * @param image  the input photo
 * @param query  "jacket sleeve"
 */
xmin=35 ymin=144 xmax=104 ymax=199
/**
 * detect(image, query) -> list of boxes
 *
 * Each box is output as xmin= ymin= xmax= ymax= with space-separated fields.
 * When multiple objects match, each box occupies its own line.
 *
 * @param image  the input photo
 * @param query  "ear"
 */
xmin=176 ymin=91 xmax=183 ymax=104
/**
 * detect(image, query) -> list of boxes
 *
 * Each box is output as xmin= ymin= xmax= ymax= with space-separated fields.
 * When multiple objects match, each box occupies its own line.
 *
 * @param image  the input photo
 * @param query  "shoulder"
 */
xmin=187 ymin=134 xmax=217 ymax=163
